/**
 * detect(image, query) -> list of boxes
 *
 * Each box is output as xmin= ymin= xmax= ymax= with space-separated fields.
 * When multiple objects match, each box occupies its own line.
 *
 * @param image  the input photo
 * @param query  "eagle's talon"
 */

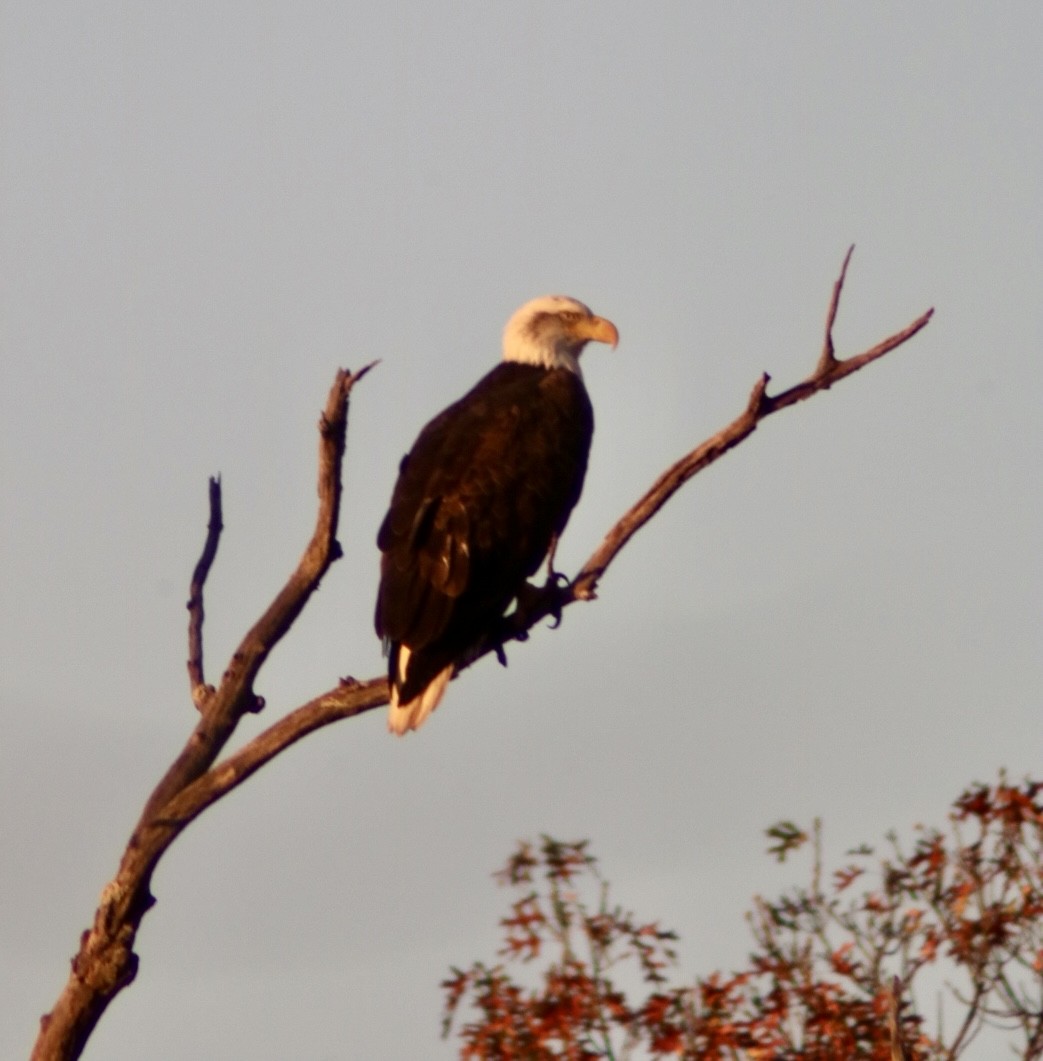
xmin=543 ymin=575 xmax=570 ymax=630
xmin=549 ymin=569 xmax=570 ymax=605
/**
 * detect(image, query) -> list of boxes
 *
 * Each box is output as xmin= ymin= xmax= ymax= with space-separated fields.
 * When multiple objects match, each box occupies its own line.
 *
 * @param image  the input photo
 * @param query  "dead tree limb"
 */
xmin=31 ymin=363 xmax=375 ymax=1061
xmin=568 ymin=246 xmax=933 ymax=603
xmin=32 ymin=250 xmax=931 ymax=1060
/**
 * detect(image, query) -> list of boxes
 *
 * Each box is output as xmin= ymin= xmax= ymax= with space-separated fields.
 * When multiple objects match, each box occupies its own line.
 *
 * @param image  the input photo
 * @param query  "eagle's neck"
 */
xmin=502 ymin=319 xmax=584 ymax=378
xmin=504 ymin=346 xmax=582 ymax=377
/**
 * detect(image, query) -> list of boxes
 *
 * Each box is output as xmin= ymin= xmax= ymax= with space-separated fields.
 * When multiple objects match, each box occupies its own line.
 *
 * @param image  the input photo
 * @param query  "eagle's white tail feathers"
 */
xmin=387 ymin=645 xmax=453 ymax=735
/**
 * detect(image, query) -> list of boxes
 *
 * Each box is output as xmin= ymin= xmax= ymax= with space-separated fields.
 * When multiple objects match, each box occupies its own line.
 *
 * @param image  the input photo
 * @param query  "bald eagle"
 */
xmin=375 ymin=295 xmax=618 ymax=734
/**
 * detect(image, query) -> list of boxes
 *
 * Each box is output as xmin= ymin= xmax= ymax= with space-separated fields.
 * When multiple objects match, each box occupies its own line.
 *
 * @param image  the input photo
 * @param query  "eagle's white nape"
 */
xmin=387 ymin=645 xmax=453 ymax=735
xmin=502 ymin=294 xmax=616 ymax=375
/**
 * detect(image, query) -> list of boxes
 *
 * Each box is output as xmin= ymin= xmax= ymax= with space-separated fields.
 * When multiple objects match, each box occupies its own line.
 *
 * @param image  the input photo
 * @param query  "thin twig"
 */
xmin=946 ymin=980 xmax=986 ymax=1057
xmin=186 ymin=475 xmax=222 ymax=710
xmin=818 ymin=243 xmax=855 ymax=374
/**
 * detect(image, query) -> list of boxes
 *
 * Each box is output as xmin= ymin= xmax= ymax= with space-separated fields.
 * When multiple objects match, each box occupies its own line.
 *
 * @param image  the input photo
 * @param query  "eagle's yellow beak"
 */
xmin=572 ymin=314 xmax=619 ymax=349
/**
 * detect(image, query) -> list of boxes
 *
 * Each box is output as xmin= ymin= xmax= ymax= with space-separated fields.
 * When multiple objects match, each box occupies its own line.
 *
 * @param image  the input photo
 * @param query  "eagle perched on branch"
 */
xmin=375 ymin=295 xmax=618 ymax=734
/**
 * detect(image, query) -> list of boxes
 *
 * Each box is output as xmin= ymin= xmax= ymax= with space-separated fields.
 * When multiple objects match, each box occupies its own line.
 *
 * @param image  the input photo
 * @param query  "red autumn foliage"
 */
xmin=443 ymin=776 xmax=1043 ymax=1058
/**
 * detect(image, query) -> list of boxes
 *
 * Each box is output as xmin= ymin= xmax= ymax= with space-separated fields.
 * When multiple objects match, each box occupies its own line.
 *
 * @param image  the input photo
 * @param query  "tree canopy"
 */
xmin=444 ymin=776 xmax=1043 ymax=1059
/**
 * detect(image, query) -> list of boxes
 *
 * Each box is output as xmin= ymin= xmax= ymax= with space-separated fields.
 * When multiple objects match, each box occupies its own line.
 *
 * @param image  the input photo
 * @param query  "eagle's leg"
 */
xmin=540 ymin=535 xmax=571 ymax=628
xmin=545 ymin=534 xmax=562 ymax=582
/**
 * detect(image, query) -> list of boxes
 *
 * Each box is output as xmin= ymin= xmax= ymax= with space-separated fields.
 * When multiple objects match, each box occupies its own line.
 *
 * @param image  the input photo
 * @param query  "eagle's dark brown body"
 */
xmin=374 ymin=294 xmax=616 ymax=733
xmin=375 ymin=362 xmax=593 ymax=709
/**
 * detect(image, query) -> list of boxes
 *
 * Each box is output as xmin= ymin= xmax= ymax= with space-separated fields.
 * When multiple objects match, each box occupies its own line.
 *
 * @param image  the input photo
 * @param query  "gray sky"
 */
xmin=2 ymin=4 xmax=1040 ymax=1058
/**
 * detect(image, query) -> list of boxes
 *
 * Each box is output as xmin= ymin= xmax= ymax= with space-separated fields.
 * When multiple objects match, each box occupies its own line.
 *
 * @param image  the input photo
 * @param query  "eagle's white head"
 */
xmin=502 ymin=295 xmax=619 ymax=376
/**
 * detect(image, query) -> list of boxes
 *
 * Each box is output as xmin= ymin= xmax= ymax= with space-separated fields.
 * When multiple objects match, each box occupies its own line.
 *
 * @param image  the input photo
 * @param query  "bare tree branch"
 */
xmin=32 ymin=251 xmax=932 ymax=1061
xmin=568 ymin=253 xmax=932 ymax=603
xmin=158 ymin=677 xmax=389 ymax=826
xmin=31 ymin=363 xmax=375 ymax=1061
